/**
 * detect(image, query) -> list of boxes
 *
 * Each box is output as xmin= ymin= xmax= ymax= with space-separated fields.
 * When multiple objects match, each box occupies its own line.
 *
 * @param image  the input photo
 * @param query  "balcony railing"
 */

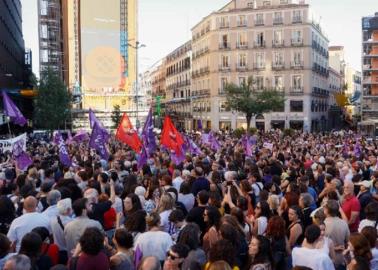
xmin=191 ymin=89 xmax=210 ymax=98
xmin=291 ymin=38 xmax=304 ymax=46
xmin=218 ymin=65 xmax=231 ymax=72
xmin=219 ymin=43 xmax=231 ymax=50
xmin=219 ymin=22 xmax=230 ymax=29
xmin=254 ymin=41 xmax=266 ymax=48
xmin=237 ymin=20 xmax=247 ymax=27
xmin=236 ymin=65 xmax=249 ymax=72
xmin=272 ymin=62 xmax=285 ymax=70
xmin=236 ymin=43 xmax=248 ymax=49
xmin=218 ymin=88 xmax=226 ymax=95
xmin=273 ymin=17 xmax=283 ymax=25
xmin=363 ymin=77 xmax=378 ymax=84
xmin=290 ymin=61 xmax=304 ymax=69
xmin=272 ymin=40 xmax=285 ymax=47
xmin=253 ymin=63 xmax=266 ymax=70
xmin=289 ymin=87 xmax=304 ymax=95
xmin=254 ymin=19 xmax=264 ymax=26
xmin=292 ymin=16 xmax=302 ymax=24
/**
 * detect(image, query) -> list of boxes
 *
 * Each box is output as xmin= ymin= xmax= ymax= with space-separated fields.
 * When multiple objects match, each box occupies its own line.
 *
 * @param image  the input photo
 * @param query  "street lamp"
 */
xmin=127 ymin=41 xmax=146 ymax=129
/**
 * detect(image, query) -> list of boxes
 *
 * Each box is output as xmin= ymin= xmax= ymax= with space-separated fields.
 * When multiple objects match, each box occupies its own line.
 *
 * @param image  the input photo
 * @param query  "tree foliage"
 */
xmin=225 ymin=77 xmax=285 ymax=129
xmin=111 ymin=104 xmax=122 ymax=129
xmin=34 ymin=68 xmax=71 ymax=131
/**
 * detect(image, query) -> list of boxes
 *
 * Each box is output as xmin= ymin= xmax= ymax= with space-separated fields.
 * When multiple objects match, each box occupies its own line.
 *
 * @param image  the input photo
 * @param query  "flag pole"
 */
xmin=7 ymin=119 xmax=12 ymax=138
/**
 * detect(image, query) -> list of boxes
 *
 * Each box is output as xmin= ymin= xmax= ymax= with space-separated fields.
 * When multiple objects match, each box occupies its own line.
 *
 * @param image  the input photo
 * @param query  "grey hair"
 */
xmin=47 ymin=190 xmax=61 ymax=206
xmin=300 ymin=193 xmax=314 ymax=208
xmin=5 ymin=254 xmax=31 ymax=270
xmin=224 ymin=171 xmax=237 ymax=181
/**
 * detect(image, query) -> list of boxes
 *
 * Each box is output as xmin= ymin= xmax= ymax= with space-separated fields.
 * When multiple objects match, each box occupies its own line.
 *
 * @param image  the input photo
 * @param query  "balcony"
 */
xmin=312 ymin=87 xmax=329 ymax=97
xmin=289 ymin=87 xmax=304 ymax=95
xmin=191 ymin=89 xmax=210 ymax=98
xmin=237 ymin=20 xmax=247 ymax=27
xmin=253 ymin=63 xmax=266 ymax=70
xmin=219 ymin=22 xmax=230 ymax=29
xmin=236 ymin=65 xmax=249 ymax=72
xmin=363 ymin=39 xmax=378 ymax=45
xmin=362 ymin=65 xmax=378 ymax=71
xmin=290 ymin=61 xmax=304 ymax=69
xmin=273 ymin=17 xmax=283 ymax=25
xmin=218 ymin=88 xmax=226 ymax=95
xmin=219 ymin=43 xmax=231 ymax=50
xmin=199 ymin=67 xmax=210 ymax=76
xmin=236 ymin=43 xmax=248 ymax=49
xmin=218 ymin=65 xmax=231 ymax=72
xmin=272 ymin=62 xmax=285 ymax=71
xmin=292 ymin=16 xmax=302 ymax=24
xmin=254 ymin=19 xmax=264 ymax=26
xmin=272 ymin=40 xmax=285 ymax=48
xmin=363 ymin=77 xmax=378 ymax=85
xmin=291 ymin=38 xmax=304 ymax=46
xmin=254 ymin=41 xmax=266 ymax=48
xmin=363 ymin=52 xmax=378 ymax=58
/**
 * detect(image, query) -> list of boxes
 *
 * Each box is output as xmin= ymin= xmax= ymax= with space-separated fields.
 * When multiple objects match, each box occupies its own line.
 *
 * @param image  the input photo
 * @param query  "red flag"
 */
xmin=116 ymin=113 xmax=142 ymax=153
xmin=160 ymin=116 xmax=184 ymax=154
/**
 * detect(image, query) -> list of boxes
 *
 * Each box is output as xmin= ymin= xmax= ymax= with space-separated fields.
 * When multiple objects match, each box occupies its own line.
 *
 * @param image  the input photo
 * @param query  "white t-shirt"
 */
xmin=172 ymin=177 xmax=184 ymax=191
xmin=134 ymin=231 xmax=173 ymax=261
xmin=43 ymin=205 xmax=60 ymax=220
xmin=178 ymin=193 xmax=195 ymax=211
xmin=358 ymin=219 xmax=378 ymax=232
xmin=257 ymin=216 xmax=268 ymax=235
xmin=292 ymin=247 xmax=335 ymax=270
xmin=159 ymin=210 xmax=172 ymax=233
xmin=7 ymin=212 xmax=51 ymax=252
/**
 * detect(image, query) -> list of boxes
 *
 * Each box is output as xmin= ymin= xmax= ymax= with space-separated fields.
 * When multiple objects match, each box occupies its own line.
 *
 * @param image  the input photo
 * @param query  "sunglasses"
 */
xmin=166 ymin=251 xmax=180 ymax=260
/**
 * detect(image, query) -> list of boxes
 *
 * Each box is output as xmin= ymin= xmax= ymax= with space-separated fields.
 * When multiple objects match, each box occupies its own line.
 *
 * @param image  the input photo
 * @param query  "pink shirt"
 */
xmin=341 ymin=195 xmax=360 ymax=232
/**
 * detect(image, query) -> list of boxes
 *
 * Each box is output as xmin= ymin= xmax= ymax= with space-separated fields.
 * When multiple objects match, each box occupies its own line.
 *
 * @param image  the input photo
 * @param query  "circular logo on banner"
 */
xmin=83 ymin=46 xmax=126 ymax=90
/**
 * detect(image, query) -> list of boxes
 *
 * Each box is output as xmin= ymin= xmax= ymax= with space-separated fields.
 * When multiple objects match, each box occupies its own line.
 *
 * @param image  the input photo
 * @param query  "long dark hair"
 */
xmin=248 ymin=235 xmax=273 ymax=267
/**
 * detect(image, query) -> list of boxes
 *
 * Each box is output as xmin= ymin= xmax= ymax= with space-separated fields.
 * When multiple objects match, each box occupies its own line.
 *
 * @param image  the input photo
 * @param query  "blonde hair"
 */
xmin=158 ymin=193 xmax=174 ymax=213
xmin=208 ymin=260 xmax=232 ymax=270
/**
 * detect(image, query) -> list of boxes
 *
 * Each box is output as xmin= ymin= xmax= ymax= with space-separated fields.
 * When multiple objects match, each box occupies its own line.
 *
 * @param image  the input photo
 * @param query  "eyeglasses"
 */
xmin=166 ymin=251 xmax=180 ymax=260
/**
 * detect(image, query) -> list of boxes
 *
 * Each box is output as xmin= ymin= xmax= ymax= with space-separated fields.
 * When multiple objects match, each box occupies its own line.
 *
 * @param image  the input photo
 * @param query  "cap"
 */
xmin=357 ymin=180 xmax=371 ymax=188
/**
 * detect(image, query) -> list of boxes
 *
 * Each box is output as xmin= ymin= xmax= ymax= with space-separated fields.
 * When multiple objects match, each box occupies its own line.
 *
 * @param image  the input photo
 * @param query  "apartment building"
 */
xmin=164 ymin=41 xmax=192 ymax=130
xmin=361 ymin=12 xmax=378 ymax=136
xmin=191 ymin=0 xmax=330 ymax=132
xmin=150 ymin=60 xmax=167 ymax=127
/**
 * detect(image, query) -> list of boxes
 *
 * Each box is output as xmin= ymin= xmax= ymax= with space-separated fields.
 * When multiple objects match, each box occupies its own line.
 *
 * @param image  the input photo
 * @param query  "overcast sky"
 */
xmin=21 ymin=0 xmax=377 ymax=76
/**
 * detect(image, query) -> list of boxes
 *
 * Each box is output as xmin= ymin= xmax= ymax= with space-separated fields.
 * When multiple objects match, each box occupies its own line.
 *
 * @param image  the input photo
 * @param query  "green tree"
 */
xmin=111 ymin=104 xmax=122 ymax=129
xmin=225 ymin=77 xmax=285 ymax=130
xmin=34 ymin=68 xmax=71 ymax=132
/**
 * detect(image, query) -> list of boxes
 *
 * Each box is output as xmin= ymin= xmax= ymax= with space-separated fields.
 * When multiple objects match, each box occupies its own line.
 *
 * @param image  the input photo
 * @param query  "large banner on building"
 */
xmin=0 ymin=133 xmax=27 ymax=153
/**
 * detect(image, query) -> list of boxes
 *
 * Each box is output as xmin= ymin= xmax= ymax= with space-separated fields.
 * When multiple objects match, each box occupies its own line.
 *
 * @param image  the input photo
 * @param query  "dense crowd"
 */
xmin=0 ymin=129 xmax=377 ymax=270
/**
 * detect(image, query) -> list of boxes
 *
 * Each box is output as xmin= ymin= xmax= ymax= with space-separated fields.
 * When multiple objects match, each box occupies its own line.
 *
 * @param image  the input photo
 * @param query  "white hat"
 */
xmin=357 ymin=180 xmax=371 ymax=189
xmin=318 ymin=156 xmax=326 ymax=164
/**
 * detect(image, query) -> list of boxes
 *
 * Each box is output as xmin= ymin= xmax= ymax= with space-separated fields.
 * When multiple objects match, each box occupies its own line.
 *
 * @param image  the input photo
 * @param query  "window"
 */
xmin=219 ymin=101 xmax=230 ymax=112
xmin=290 ymin=101 xmax=303 ymax=112
xmin=294 ymin=51 xmax=302 ymax=64
xmin=293 ymin=10 xmax=302 ymax=22
xmin=41 ymin=24 xmax=48 ymax=39
xmin=221 ymin=34 xmax=229 ymax=48
xmin=273 ymin=76 xmax=284 ymax=90
xmin=247 ymin=2 xmax=254 ymax=8
xmin=238 ymin=15 xmax=247 ymax=26
xmin=256 ymin=32 xmax=264 ymax=46
xmin=254 ymin=76 xmax=264 ymax=90
xmin=263 ymin=1 xmax=271 ymax=6
xmin=273 ymin=30 xmax=283 ymax=43
xmin=292 ymin=75 xmax=302 ymax=90
xmin=238 ymin=33 xmax=247 ymax=47
xmin=221 ymin=55 xmax=230 ymax=68
xmin=221 ymin=77 xmax=228 ymax=90
xmin=256 ymin=52 xmax=265 ymax=67
xmin=255 ymin=14 xmax=264 ymax=25
xmin=40 ymin=0 xmax=48 ymax=16
xmin=274 ymin=12 xmax=283 ymax=24
xmin=220 ymin=17 xmax=229 ymax=28
xmin=273 ymin=52 xmax=284 ymax=66
xmin=238 ymin=53 xmax=247 ymax=67
xmin=239 ymin=77 xmax=247 ymax=86
xmin=292 ymin=30 xmax=302 ymax=42
xmin=41 ymin=50 xmax=48 ymax=63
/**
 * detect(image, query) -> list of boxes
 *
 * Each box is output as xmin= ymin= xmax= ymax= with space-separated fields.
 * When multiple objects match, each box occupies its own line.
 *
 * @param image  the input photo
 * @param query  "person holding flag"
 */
xmin=115 ymin=113 xmax=142 ymax=153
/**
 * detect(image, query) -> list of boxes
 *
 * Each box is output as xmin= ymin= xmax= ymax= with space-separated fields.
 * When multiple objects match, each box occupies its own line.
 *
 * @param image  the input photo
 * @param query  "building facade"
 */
xmin=361 ymin=12 xmax=378 ymax=136
xmin=191 ymin=0 xmax=330 ymax=132
xmin=164 ymin=41 xmax=192 ymax=130
xmin=0 ymin=0 xmax=26 ymax=89
xmin=38 ymin=0 xmax=138 ymax=130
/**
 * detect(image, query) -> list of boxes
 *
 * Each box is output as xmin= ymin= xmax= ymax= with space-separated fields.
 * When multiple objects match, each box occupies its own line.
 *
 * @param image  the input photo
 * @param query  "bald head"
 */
xmin=138 ymin=256 xmax=161 ymax=270
xmin=23 ymin=196 xmax=37 ymax=213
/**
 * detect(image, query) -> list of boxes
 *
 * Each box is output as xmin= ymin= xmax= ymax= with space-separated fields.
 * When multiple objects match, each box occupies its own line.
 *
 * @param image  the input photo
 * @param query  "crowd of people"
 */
xmin=0 ymin=129 xmax=376 ymax=270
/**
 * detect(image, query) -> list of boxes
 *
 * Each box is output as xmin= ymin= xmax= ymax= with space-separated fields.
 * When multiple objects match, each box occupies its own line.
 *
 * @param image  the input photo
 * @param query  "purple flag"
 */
xmin=66 ymin=130 xmax=73 ymax=145
xmin=209 ymin=132 xmax=221 ymax=151
xmin=89 ymin=108 xmax=99 ymax=129
xmin=134 ymin=245 xmax=143 ymax=269
xmin=201 ymin=133 xmax=210 ymax=145
xmin=72 ymin=130 xmax=89 ymax=143
xmin=141 ymin=108 xmax=156 ymax=156
xmin=171 ymin=149 xmax=186 ymax=165
xmin=187 ymin=137 xmax=202 ymax=156
xmin=197 ymin=119 xmax=203 ymax=130
xmin=137 ymin=146 xmax=148 ymax=170
xmin=54 ymin=132 xmax=72 ymax=167
xmin=354 ymin=141 xmax=361 ymax=158
xmin=2 ymin=92 xmax=27 ymax=126
xmin=89 ymin=122 xmax=109 ymax=160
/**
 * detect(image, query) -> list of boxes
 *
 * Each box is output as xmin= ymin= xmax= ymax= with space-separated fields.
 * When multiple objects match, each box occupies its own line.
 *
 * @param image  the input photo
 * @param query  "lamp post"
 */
xmin=127 ymin=41 xmax=146 ymax=129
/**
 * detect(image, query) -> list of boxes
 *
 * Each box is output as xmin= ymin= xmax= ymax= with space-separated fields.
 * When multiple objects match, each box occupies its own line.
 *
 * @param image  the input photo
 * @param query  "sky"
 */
xmin=21 ymin=0 xmax=378 ymax=76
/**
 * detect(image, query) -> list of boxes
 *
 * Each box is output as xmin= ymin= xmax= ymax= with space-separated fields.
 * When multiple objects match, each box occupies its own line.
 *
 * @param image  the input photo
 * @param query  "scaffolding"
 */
xmin=38 ymin=0 xmax=64 ymax=79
